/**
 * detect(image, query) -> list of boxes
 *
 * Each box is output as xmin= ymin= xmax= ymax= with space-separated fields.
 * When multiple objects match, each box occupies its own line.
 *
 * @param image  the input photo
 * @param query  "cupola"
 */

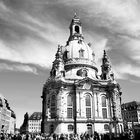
xmin=68 ymin=13 xmax=84 ymax=42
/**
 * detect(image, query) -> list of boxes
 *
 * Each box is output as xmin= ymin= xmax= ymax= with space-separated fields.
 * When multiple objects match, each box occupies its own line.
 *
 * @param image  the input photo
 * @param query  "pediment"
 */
xmin=76 ymin=77 xmax=101 ymax=85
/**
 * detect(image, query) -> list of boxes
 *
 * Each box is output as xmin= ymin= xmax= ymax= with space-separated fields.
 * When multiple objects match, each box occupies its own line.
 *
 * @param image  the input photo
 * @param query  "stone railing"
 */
xmin=65 ymin=58 xmax=96 ymax=66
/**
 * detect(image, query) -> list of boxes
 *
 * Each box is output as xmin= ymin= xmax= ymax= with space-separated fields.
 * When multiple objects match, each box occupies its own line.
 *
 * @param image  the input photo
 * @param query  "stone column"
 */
xmin=92 ymin=88 xmax=95 ymax=119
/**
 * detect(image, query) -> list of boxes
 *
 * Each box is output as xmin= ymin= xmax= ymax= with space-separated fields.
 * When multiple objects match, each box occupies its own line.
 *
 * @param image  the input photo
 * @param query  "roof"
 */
xmin=29 ymin=112 xmax=42 ymax=120
xmin=122 ymin=101 xmax=140 ymax=106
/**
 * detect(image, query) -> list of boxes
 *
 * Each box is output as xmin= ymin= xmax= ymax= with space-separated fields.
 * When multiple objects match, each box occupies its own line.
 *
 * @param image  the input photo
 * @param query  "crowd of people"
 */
xmin=0 ymin=131 xmax=140 ymax=140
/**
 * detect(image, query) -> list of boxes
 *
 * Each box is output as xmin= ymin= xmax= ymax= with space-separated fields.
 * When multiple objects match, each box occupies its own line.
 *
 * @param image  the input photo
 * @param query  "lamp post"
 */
xmin=73 ymin=81 xmax=77 ymax=134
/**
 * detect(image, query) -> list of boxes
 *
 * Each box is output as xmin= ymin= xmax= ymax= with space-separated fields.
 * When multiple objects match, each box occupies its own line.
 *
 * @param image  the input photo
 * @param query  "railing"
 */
xmin=65 ymin=58 xmax=96 ymax=66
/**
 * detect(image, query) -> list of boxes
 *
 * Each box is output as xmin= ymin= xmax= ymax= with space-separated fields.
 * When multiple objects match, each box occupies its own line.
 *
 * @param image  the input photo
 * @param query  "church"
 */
xmin=41 ymin=14 xmax=123 ymax=135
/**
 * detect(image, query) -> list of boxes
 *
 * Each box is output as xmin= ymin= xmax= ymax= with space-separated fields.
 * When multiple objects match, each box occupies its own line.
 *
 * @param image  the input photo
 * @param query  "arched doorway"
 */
xmin=87 ymin=124 xmax=93 ymax=135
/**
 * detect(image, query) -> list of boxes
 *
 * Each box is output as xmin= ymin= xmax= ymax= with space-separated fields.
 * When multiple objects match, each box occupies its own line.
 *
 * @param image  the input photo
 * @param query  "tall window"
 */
xmin=85 ymin=94 xmax=92 ymax=118
xmin=79 ymin=49 xmax=84 ymax=58
xmin=102 ymin=96 xmax=107 ymax=118
xmin=51 ymin=95 xmax=56 ymax=118
xmin=67 ymin=95 xmax=73 ymax=118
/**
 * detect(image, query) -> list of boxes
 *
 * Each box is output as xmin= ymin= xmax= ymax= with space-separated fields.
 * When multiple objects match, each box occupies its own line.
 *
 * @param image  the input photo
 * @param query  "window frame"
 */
xmin=85 ymin=94 xmax=92 ymax=118
xmin=67 ymin=94 xmax=73 ymax=118
xmin=101 ymin=95 xmax=108 ymax=119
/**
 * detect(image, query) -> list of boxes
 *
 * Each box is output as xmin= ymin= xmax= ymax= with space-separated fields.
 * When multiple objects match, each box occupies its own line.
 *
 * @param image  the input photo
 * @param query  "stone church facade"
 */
xmin=41 ymin=14 xmax=123 ymax=135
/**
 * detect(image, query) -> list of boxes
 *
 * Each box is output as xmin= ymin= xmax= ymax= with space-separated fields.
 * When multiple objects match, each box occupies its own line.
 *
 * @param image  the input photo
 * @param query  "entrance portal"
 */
xmin=87 ymin=124 xmax=92 ymax=135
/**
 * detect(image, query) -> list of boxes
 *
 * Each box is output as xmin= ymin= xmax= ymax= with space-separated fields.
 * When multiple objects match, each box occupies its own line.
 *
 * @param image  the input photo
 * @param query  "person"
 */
xmin=36 ymin=134 xmax=41 ymax=140
xmin=17 ymin=134 xmax=22 ymax=140
xmin=128 ymin=131 xmax=134 ymax=140
xmin=73 ymin=134 xmax=79 ymax=140
xmin=80 ymin=133 xmax=84 ymax=140
xmin=52 ymin=133 xmax=57 ymax=140
xmin=1 ymin=133 xmax=5 ymax=140
xmin=94 ymin=132 xmax=100 ymax=140
xmin=59 ymin=134 xmax=64 ymax=140
xmin=25 ymin=134 xmax=30 ymax=140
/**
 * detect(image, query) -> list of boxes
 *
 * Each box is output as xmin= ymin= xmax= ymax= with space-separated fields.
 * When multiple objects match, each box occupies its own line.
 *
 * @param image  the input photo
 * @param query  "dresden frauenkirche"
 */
xmin=41 ymin=14 xmax=123 ymax=135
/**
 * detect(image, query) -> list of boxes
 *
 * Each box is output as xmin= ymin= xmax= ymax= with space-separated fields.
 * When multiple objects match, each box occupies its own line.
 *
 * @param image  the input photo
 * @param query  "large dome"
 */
xmin=49 ymin=14 xmax=98 ymax=80
xmin=63 ymin=39 xmax=97 ymax=72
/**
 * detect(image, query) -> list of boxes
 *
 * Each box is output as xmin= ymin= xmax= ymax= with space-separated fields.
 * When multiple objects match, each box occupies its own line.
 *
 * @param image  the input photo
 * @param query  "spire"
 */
xmin=73 ymin=12 xmax=79 ymax=19
xmin=50 ymin=45 xmax=65 ymax=78
xmin=102 ymin=50 xmax=110 ymax=65
xmin=101 ymin=50 xmax=114 ymax=80
xmin=55 ymin=45 xmax=62 ymax=60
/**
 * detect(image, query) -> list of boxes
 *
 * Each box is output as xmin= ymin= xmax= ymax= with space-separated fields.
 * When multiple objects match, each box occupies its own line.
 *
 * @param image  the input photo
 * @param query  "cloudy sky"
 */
xmin=0 ymin=0 xmax=140 ymax=128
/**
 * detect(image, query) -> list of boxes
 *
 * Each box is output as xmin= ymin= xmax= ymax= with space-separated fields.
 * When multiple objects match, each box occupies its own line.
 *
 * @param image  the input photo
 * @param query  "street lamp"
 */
xmin=73 ymin=82 xmax=77 ymax=134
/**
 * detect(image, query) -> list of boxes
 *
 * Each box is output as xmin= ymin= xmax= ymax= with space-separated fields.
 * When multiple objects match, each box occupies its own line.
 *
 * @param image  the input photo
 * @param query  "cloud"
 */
xmin=0 ymin=63 xmax=37 ymax=74
xmin=124 ymin=38 xmax=140 ymax=62
xmin=0 ymin=1 xmax=10 ymax=12
xmin=0 ymin=1 xmax=69 ymax=74
xmin=0 ymin=39 xmax=54 ymax=68
xmin=0 ymin=0 xmax=139 ymax=80
xmin=114 ymin=62 xmax=140 ymax=79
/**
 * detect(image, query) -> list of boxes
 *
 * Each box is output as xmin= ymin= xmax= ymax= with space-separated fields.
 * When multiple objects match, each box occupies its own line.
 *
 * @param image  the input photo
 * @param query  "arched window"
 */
xmin=102 ymin=96 xmax=106 ymax=107
xmin=63 ymin=50 xmax=68 ymax=60
xmin=85 ymin=94 xmax=92 ymax=118
xmin=67 ymin=95 xmax=73 ymax=118
xmin=102 ymin=96 xmax=107 ymax=118
xmin=120 ymin=124 xmax=123 ymax=133
xmin=51 ymin=95 xmax=56 ymax=118
xmin=68 ymin=124 xmax=74 ymax=132
xmin=92 ymin=52 xmax=95 ymax=60
xmin=75 ymin=25 xmax=79 ymax=33
xmin=67 ymin=94 xmax=72 ymax=106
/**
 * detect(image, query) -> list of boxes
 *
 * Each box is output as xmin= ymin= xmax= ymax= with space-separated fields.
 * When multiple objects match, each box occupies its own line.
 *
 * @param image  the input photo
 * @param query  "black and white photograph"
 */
xmin=0 ymin=0 xmax=140 ymax=139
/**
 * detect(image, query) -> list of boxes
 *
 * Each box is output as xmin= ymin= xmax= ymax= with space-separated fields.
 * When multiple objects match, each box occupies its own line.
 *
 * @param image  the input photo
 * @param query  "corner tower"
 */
xmin=101 ymin=50 xmax=114 ymax=80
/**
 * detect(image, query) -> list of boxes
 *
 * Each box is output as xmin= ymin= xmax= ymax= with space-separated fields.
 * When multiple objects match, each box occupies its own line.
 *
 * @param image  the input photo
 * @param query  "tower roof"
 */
xmin=73 ymin=12 xmax=79 ymax=19
xmin=29 ymin=112 xmax=42 ymax=120
xmin=102 ymin=50 xmax=110 ymax=65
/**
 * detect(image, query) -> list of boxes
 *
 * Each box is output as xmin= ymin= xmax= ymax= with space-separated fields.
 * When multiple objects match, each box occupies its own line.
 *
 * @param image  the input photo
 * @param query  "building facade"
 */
xmin=41 ymin=15 xmax=123 ymax=135
xmin=0 ymin=94 xmax=16 ymax=134
xmin=122 ymin=101 xmax=140 ymax=130
xmin=9 ymin=110 xmax=16 ymax=134
xmin=28 ymin=112 xmax=42 ymax=133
